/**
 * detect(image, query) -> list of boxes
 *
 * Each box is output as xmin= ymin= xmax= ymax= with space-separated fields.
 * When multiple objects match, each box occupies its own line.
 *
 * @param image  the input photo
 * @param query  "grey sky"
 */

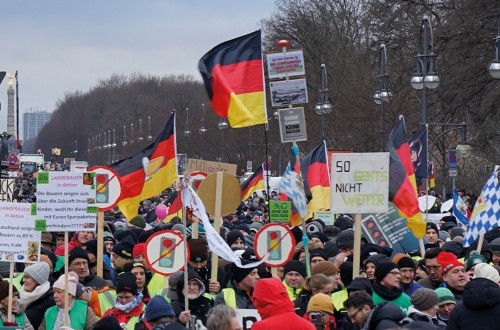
xmin=0 ymin=0 xmax=275 ymax=134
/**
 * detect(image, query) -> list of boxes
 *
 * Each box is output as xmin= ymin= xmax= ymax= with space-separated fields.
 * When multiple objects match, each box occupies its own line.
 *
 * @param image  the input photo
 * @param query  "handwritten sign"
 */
xmin=186 ymin=159 xmax=237 ymax=175
xmin=0 ymin=179 xmax=14 ymax=202
xmin=331 ymin=153 xmax=389 ymax=213
xmin=269 ymin=200 xmax=291 ymax=222
xmin=0 ymin=202 xmax=40 ymax=263
xmin=36 ymin=171 xmax=97 ymax=232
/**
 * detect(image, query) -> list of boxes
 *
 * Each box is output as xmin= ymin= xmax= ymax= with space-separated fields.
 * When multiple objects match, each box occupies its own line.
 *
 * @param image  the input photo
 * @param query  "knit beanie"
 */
xmin=116 ymin=272 xmax=138 ymax=295
xmin=465 ymin=252 xmax=487 ymax=271
xmin=283 ymin=260 xmax=307 ymax=278
xmin=112 ymin=236 xmax=135 ymax=259
xmin=75 ymin=282 xmax=86 ymax=298
xmin=347 ymin=277 xmax=373 ymax=296
xmin=395 ymin=256 xmax=416 ymax=270
xmin=226 ymin=230 xmax=245 ymax=247
xmin=426 ymin=222 xmax=438 ymax=234
xmin=339 ymin=262 xmax=354 ymax=287
xmin=309 ymin=232 xmax=329 ymax=244
xmin=129 ymin=215 xmax=146 ymax=229
xmin=364 ymin=254 xmax=390 ymax=268
xmin=337 ymin=229 xmax=354 ymax=249
xmin=123 ymin=262 xmax=146 ymax=273
xmin=145 ymin=295 xmax=176 ymax=322
xmin=232 ymin=259 xmax=258 ymax=284
xmin=474 ymin=262 xmax=500 ymax=283
xmin=436 ymin=251 xmax=463 ymax=275
xmin=309 ymin=248 xmax=328 ymax=261
xmin=103 ymin=231 xmax=116 ymax=243
xmin=133 ymin=243 xmax=146 ymax=258
xmin=312 ymin=261 xmax=338 ymax=277
xmin=307 ymin=293 xmax=334 ymax=314
xmin=374 ymin=261 xmax=398 ymax=282
xmin=0 ymin=279 xmax=16 ymax=301
xmin=83 ymin=240 xmax=98 ymax=257
xmin=450 ymin=227 xmax=465 ymax=240
xmin=411 ymin=288 xmax=439 ymax=311
xmin=93 ymin=316 xmax=122 ymax=330
xmin=24 ymin=262 xmax=50 ymax=285
xmin=188 ymin=238 xmax=209 ymax=262
xmin=434 ymin=287 xmax=456 ymax=306
xmin=68 ymin=247 xmax=90 ymax=265
xmin=53 ymin=271 xmax=79 ymax=296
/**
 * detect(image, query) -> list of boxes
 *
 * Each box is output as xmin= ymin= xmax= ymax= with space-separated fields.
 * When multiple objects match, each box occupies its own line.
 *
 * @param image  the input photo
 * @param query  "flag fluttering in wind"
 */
xmin=198 ymin=30 xmax=266 ymax=128
xmin=387 ymin=116 xmax=426 ymax=238
xmin=453 ymin=190 xmax=470 ymax=226
xmin=279 ymin=144 xmax=308 ymax=221
xmin=464 ymin=166 xmax=500 ymax=246
xmin=111 ymin=113 xmax=177 ymax=220
xmin=301 ymin=141 xmax=330 ymax=219
xmin=241 ymin=164 xmax=265 ymax=201
xmin=163 ymin=190 xmax=183 ymax=223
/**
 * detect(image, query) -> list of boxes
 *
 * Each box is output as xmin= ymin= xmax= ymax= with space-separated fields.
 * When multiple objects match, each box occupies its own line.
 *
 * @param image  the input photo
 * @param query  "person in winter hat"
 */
xmin=19 ymin=262 xmax=54 ymax=329
xmin=0 ymin=279 xmax=34 ymax=328
xmin=401 ymin=288 xmax=445 ymax=328
xmin=214 ymin=259 xmax=260 ymax=309
xmin=371 ymin=261 xmax=412 ymax=315
xmin=282 ymin=260 xmax=307 ymax=301
xmin=436 ymin=251 xmax=468 ymax=302
xmin=145 ymin=295 xmax=184 ymax=330
xmin=39 ymin=271 xmax=99 ymax=330
xmin=111 ymin=236 xmax=135 ymax=272
xmin=251 ymin=278 xmax=315 ymax=330
xmin=434 ymin=287 xmax=456 ymax=324
xmin=304 ymin=293 xmax=337 ymax=330
xmin=393 ymin=254 xmax=423 ymax=296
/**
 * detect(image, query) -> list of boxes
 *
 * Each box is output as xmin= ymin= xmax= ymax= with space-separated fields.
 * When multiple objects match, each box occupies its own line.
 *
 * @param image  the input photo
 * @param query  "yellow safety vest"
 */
xmin=222 ymin=288 xmax=237 ymax=309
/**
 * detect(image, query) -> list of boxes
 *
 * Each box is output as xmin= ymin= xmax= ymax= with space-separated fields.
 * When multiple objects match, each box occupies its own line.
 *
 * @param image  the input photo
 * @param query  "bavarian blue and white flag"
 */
xmin=278 ymin=144 xmax=308 ymax=218
xmin=464 ymin=165 xmax=500 ymax=247
xmin=453 ymin=191 xmax=470 ymax=225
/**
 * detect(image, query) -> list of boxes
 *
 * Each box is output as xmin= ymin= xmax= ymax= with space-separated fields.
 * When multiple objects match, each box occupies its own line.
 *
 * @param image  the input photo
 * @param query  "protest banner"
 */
xmin=186 ymin=159 xmax=237 ymax=175
xmin=145 ymin=230 xmax=188 ymax=276
xmin=254 ymin=223 xmax=295 ymax=267
xmin=314 ymin=210 xmax=335 ymax=226
xmin=0 ymin=179 xmax=14 ymax=202
xmin=35 ymin=171 xmax=97 ymax=232
xmin=269 ymin=200 xmax=291 ymax=223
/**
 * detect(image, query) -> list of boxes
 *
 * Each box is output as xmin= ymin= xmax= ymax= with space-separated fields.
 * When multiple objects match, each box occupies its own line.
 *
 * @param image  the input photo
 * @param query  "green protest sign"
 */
xmin=270 ymin=200 xmax=291 ymax=222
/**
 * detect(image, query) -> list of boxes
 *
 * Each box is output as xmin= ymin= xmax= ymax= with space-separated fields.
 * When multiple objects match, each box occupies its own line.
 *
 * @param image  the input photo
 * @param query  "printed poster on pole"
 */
xmin=35 ymin=171 xmax=97 ymax=232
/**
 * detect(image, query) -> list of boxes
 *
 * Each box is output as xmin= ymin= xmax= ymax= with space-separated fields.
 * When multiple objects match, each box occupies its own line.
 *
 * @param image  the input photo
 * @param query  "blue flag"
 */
xmin=452 ymin=191 xmax=470 ymax=225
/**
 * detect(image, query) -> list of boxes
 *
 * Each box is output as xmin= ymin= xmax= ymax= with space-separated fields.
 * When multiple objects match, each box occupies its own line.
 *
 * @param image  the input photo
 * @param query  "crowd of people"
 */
xmin=2 ymin=176 xmax=500 ymax=330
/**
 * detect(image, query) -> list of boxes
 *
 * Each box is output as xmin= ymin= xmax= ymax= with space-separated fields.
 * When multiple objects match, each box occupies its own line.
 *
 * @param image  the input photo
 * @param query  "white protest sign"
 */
xmin=0 ymin=179 xmax=14 ymax=202
xmin=236 ymin=309 xmax=261 ymax=330
xmin=36 ymin=171 xmax=97 ymax=232
xmin=0 ymin=202 xmax=41 ymax=263
xmin=145 ymin=230 xmax=187 ymax=276
xmin=331 ymin=153 xmax=390 ymax=213
xmin=314 ymin=210 xmax=335 ymax=226
xmin=254 ymin=223 xmax=295 ymax=267
xmin=266 ymin=50 xmax=305 ymax=79
xmin=277 ymin=107 xmax=307 ymax=143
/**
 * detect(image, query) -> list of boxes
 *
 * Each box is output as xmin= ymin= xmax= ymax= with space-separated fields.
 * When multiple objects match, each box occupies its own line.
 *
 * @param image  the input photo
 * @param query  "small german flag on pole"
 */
xmin=388 ymin=116 xmax=426 ymax=238
xmin=111 ymin=113 xmax=178 ymax=220
xmin=198 ymin=30 xmax=267 ymax=128
xmin=241 ymin=164 xmax=265 ymax=201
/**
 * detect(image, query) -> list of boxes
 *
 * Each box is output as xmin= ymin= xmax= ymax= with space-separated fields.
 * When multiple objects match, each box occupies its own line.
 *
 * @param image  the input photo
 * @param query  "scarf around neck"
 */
xmin=373 ymin=281 xmax=403 ymax=301
xmin=19 ymin=281 xmax=51 ymax=307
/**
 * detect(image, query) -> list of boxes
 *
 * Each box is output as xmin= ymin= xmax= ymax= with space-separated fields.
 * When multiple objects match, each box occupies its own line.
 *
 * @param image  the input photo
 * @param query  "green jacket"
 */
xmin=45 ymin=300 xmax=88 ymax=330
xmin=372 ymin=290 xmax=411 ymax=316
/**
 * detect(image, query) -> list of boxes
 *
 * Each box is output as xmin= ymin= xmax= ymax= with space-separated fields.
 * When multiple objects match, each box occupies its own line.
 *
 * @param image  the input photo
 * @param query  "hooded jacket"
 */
xmin=361 ymin=301 xmax=404 ymax=330
xmin=447 ymin=278 xmax=500 ymax=330
xmin=171 ymin=269 xmax=213 ymax=326
xmin=251 ymin=278 xmax=315 ymax=330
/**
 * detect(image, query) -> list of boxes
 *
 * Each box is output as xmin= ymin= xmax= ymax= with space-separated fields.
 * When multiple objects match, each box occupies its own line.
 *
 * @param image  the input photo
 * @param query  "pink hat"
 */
xmin=53 ymin=271 xmax=79 ymax=296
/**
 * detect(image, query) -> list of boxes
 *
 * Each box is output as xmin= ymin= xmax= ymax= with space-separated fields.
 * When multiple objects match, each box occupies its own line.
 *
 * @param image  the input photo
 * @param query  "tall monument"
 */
xmin=7 ymin=73 xmax=16 ymax=137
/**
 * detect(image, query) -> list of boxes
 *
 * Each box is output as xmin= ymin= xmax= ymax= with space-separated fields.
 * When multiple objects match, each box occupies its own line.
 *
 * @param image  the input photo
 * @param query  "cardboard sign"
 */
xmin=254 ymin=223 xmax=295 ymax=267
xmin=331 ymin=153 xmax=389 ymax=214
xmin=35 ymin=171 xmax=97 ymax=232
xmin=0 ymin=202 xmax=40 ymax=263
xmin=186 ymin=159 xmax=237 ymax=175
xmin=269 ymin=200 xmax=291 ymax=223
xmin=236 ymin=309 xmax=261 ymax=330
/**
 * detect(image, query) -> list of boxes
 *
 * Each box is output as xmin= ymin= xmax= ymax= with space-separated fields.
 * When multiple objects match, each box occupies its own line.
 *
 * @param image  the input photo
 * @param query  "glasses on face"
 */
xmin=426 ymin=265 xmax=442 ymax=272
xmin=388 ymin=271 xmax=401 ymax=276
xmin=348 ymin=306 xmax=364 ymax=320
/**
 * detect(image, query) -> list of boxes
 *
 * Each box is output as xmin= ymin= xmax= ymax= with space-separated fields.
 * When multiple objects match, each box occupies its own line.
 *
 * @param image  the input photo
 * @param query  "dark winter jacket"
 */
xmin=252 ymin=278 xmax=315 ymax=330
xmin=361 ymin=301 xmax=404 ymax=330
xmin=294 ymin=292 xmax=312 ymax=317
xmin=447 ymin=278 xmax=500 ymax=330
xmin=25 ymin=289 xmax=55 ymax=330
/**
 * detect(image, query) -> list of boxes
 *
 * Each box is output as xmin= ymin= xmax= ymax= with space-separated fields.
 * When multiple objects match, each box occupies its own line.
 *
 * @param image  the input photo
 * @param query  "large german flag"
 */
xmin=111 ymin=113 xmax=177 ymax=220
xmin=301 ymin=141 xmax=330 ymax=219
xmin=388 ymin=116 xmax=426 ymax=238
xmin=241 ymin=164 xmax=265 ymax=200
xmin=198 ymin=30 xmax=266 ymax=128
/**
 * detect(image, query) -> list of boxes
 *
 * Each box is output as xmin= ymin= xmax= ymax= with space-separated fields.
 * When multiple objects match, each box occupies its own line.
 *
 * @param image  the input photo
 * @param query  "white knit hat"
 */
xmin=474 ymin=263 xmax=500 ymax=283
xmin=24 ymin=262 xmax=50 ymax=285
xmin=53 ymin=271 xmax=79 ymax=296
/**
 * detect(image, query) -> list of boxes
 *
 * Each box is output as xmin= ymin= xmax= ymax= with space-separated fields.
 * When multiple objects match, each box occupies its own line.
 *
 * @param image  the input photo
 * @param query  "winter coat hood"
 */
xmin=463 ymin=277 xmax=500 ymax=309
xmin=252 ymin=278 xmax=294 ymax=319
xmin=363 ymin=301 xmax=404 ymax=330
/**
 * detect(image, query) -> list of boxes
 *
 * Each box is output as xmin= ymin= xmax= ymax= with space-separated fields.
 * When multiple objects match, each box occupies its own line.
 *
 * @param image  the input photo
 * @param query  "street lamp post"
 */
xmin=489 ymin=12 xmax=500 ymax=78
xmin=184 ymin=108 xmax=191 ymax=136
xmin=314 ymin=64 xmax=333 ymax=142
xmin=217 ymin=119 xmax=228 ymax=161
xmin=411 ymin=16 xmax=440 ymax=128
xmin=147 ymin=116 xmax=153 ymax=141
xmin=111 ymin=129 xmax=117 ymax=163
xmin=373 ymin=43 xmax=391 ymax=150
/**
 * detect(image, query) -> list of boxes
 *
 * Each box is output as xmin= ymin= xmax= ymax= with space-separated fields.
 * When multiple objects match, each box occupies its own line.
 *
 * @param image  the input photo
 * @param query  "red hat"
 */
xmin=437 ymin=251 xmax=464 ymax=275
xmin=133 ymin=243 xmax=146 ymax=258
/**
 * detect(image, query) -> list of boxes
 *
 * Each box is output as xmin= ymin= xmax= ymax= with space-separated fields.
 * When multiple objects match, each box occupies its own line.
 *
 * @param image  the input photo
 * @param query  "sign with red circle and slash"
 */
xmin=88 ymin=166 xmax=123 ymax=211
xmin=254 ymin=223 xmax=295 ymax=267
xmin=145 ymin=230 xmax=189 ymax=276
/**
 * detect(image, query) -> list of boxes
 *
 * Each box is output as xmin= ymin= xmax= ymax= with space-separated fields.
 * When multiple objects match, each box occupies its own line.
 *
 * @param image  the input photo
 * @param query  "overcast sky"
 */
xmin=0 ymin=0 xmax=276 ymax=134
